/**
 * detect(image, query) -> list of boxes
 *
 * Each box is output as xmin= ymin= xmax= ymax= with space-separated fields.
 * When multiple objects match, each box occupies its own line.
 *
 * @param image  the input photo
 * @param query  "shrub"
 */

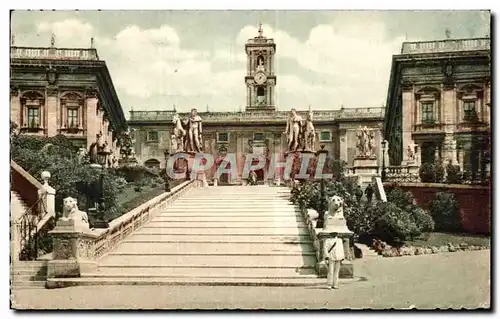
xmin=117 ymin=165 xmax=159 ymax=183
xmin=445 ymin=162 xmax=462 ymax=184
xmin=374 ymin=202 xmax=418 ymax=242
xmin=430 ymin=192 xmax=462 ymax=232
xmin=134 ymin=186 xmax=143 ymax=192
xmin=11 ymin=134 xmax=121 ymax=221
xmin=151 ymin=183 xmax=158 ymax=188
xmin=419 ymin=162 xmax=445 ymax=183
xmin=387 ymin=188 xmax=415 ymax=211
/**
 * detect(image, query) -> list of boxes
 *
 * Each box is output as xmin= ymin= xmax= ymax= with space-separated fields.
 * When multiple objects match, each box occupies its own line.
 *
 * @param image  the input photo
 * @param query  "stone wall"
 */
xmin=384 ymin=182 xmax=491 ymax=234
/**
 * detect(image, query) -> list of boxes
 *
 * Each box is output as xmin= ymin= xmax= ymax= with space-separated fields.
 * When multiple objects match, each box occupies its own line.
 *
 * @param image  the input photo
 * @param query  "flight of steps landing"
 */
xmin=56 ymin=186 xmax=324 ymax=287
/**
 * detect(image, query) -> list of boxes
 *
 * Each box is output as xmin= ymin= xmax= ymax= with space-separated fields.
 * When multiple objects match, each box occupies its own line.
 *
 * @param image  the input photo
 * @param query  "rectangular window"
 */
xmin=319 ymin=131 xmax=332 ymax=142
xmin=421 ymin=102 xmax=435 ymax=124
xmin=217 ymin=132 xmax=229 ymax=143
xmin=67 ymin=108 xmax=79 ymax=128
xmin=463 ymin=100 xmax=477 ymax=122
xmin=147 ymin=131 xmax=159 ymax=142
xmin=27 ymin=107 xmax=39 ymax=128
xmin=253 ymin=132 xmax=265 ymax=141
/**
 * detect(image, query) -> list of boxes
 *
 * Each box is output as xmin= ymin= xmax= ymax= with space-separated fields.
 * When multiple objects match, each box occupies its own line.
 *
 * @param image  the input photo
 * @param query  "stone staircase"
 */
xmin=11 ymin=261 xmax=47 ymax=289
xmin=61 ymin=186 xmax=324 ymax=286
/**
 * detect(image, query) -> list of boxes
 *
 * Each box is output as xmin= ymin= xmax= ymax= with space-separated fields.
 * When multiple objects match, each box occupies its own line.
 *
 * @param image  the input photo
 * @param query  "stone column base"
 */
xmin=47 ymin=259 xmax=97 ymax=281
xmin=316 ymin=260 xmax=353 ymax=279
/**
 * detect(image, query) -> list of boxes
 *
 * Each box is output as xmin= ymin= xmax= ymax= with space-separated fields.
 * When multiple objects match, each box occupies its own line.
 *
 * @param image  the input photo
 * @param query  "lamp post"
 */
xmin=164 ymin=150 xmax=171 ymax=192
xmin=381 ymin=140 xmax=387 ymax=182
xmin=315 ymin=145 xmax=329 ymax=229
xmin=89 ymin=147 xmax=111 ymax=229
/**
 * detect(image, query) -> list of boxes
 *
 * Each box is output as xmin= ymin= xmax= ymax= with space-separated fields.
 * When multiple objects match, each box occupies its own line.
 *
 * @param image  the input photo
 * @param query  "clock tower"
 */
xmin=245 ymin=24 xmax=276 ymax=111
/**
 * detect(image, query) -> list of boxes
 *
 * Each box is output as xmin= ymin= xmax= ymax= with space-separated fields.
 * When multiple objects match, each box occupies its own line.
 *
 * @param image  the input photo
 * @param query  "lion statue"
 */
xmin=62 ymin=197 xmax=90 ymax=231
xmin=327 ymin=195 xmax=345 ymax=220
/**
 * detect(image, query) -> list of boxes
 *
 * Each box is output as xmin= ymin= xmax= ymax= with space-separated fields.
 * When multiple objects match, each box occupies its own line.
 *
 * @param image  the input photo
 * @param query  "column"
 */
xmin=400 ymin=89 xmax=413 ymax=165
xmin=46 ymin=87 xmax=59 ymax=136
xmin=339 ymin=129 xmax=347 ymax=164
xmin=247 ymin=85 xmax=251 ymax=107
xmin=85 ymin=92 xmax=99 ymax=148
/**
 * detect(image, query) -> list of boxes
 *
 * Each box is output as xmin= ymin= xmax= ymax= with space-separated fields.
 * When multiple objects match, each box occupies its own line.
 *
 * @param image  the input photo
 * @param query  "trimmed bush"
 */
xmin=445 ymin=162 xmax=462 ymax=184
xmin=419 ymin=162 xmax=445 ymax=183
xmin=430 ymin=192 xmax=462 ymax=232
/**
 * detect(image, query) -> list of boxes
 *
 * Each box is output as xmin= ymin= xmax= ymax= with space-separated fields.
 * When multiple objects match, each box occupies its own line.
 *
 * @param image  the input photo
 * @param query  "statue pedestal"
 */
xmin=285 ymin=150 xmax=317 ymax=181
xmin=353 ymin=156 xmax=379 ymax=186
xmin=317 ymin=226 xmax=354 ymax=279
xmin=46 ymin=219 xmax=99 ymax=288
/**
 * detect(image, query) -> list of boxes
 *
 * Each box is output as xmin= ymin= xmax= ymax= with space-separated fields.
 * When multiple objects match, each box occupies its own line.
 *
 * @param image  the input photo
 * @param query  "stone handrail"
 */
xmin=129 ymin=107 xmax=385 ymax=122
xmin=401 ymin=38 xmax=490 ymax=55
xmin=10 ymin=46 xmax=100 ymax=61
xmin=84 ymin=180 xmax=194 ymax=260
xmin=48 ymin=179 xmax=196 ymax=283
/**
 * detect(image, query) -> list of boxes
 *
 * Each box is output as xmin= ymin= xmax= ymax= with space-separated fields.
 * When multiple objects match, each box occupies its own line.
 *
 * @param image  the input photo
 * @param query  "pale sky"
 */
xmin=11 ymin=10 xmax=490 ymax=117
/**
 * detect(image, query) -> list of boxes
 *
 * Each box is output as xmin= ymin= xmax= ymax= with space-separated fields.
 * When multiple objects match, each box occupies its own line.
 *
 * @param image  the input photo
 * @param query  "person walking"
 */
xmin=324 ymin=233 xmax=345 ymax=290
xmin=355 ymin=185 xmax=363 ymax=203
xmin=365 ymin=183 xmax=374 ymax=204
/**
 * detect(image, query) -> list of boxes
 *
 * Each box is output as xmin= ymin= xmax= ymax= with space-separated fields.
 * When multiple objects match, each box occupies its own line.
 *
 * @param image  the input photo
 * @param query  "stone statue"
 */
xmin=302 ymin=109 xmax=316 ymax=152
xmin=171 ymin=113 xmax=187 ymax=153
xmin=185 ymin=108 xmax=203 ymax=153
xmin=356 ymin=126 xmax=375 ymax=157
xmin=284 ymin=108 xmax=303 ymax=152
xmin=326 ymin=195 xmax=345 ymax=220
xmin=117 ymin=128 xmax=136 ymax=159
xmin=61 ymin=197 xmax=90 ymax=231
xmin=407 ymin=143 xmax=416 ymax=161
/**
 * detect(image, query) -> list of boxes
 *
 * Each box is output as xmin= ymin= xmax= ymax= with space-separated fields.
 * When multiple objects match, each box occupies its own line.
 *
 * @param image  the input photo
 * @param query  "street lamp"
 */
xmin=315 ymin=145 xmax=328 ymax=229
xmin=88 ymin=146 xmax=111 ymax=229
xmin=164 ymin=150 xmax=171 ymax=192
xmin=381 ymin=140 xmax=387 ymax=182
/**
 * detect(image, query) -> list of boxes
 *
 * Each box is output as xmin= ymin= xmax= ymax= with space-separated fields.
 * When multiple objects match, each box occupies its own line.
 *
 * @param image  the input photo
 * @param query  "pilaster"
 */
xmin=85 ymin=87 xmax=99 ymax=148
xmin=10 ymin=86 xmax=21 ymax=126
xmin=400 ymin=85 xmax=413 ymax=165
xmin=46 ymin=86 xmax=59 ymax=136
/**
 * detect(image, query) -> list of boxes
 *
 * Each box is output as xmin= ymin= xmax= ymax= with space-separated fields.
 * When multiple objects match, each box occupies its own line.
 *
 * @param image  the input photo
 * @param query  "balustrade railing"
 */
xmin=10 ymin=46 xmax=99 ymax=61
xmin=401 ymin=38 xmax=490 ymax=54
xmin=129 ymin=107 xmax=385 ymax=122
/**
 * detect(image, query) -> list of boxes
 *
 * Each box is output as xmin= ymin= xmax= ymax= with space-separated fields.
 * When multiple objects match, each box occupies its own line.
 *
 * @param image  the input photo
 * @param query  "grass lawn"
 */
xmin=113 ymin=178 xmax=187 ymax=219
xmin=407 ymin=232 xmax=491 ymax=248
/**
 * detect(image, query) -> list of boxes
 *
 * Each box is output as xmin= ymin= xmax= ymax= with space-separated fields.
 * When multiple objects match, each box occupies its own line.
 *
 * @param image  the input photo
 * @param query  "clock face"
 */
xmin=254 ymin=72 xmax=267 ymax=85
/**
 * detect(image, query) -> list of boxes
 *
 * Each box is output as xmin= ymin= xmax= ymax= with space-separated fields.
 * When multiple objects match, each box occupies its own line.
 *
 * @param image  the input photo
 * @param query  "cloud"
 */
xmin=21 ymin=17 xmax=404 ymax=113
xmin=237 ymin=23 xmax=404 ymax=109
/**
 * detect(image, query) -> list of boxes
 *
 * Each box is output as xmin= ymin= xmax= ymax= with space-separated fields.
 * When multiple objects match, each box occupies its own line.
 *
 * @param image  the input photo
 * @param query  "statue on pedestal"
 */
xmin=285 ymin=108 xmax=303 ymax=152
xmin=185 ymin=108 xmax=203 ymax=153
xmin=301 ymin=109 xmax=316 ymax=152
xmin=61 ymin=197 xmax=90 ymax=231
xmin=356 ymin=126 xmax=375 ymax=157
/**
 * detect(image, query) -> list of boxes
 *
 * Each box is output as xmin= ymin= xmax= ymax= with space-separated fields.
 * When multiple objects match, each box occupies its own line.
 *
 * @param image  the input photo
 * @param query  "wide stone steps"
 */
xmin=101 ymin=254 xmax=317 ymax=267
xmin=88 ymin=267 xmax=317 ymax=278
xmin=48 ymin=276 xmax=325 ymax=287
xmin=111 ymin=242 xmax=315 ymax=254
xmin=124 ymin=234 xmax=312 ymax=243
xmin=134 ymin=227 xmax=310 ymax=235
xmin=11 ymin=261 xmax=47 ymax=289
xmin=73 ymin=186 xmax=320 ymax=287
xmin=152 ymin=216 xmax=304 ymax=222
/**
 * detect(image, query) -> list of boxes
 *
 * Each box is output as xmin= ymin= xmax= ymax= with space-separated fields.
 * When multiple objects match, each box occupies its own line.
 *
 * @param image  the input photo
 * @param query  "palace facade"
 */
xmin=10 ymin=38 xmax=128 ymax=156
xmin=383 ymin=37 xmax=491 ymax=176
xmin=128 ymin=27 xmax=385 ymax=181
